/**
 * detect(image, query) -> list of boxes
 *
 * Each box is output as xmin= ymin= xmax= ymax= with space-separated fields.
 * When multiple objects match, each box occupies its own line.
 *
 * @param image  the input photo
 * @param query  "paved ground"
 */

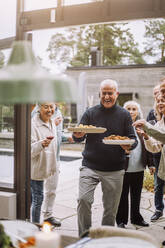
xmin=50 ymin=150 xmax=165 ymax=247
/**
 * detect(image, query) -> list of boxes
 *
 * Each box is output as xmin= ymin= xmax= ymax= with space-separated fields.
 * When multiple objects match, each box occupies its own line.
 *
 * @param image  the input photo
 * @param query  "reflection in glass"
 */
xmin=1 ymin=49 xmax=12 ymax=66
xmin=24 ymin=0 xmax=57 ymax=11
xmin=0 ymin=105 xmax=14 ymax=188
xmin=0 ymin=0 xmax=16 ymax=39
xmin=63 ymin=0 xmax=103 ymax=5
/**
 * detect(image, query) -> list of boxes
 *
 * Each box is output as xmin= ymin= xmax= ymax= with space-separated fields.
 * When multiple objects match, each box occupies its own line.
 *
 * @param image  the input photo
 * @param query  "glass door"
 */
xmin=0 ymin=105 xmax=14 ymax=189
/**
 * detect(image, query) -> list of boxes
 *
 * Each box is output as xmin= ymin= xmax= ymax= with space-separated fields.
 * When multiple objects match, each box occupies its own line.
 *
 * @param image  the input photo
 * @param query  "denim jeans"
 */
xmin=154 ymin=172 xmax=165 ymax=212
xmin=31 ymin=180 xmax=44 ymax=223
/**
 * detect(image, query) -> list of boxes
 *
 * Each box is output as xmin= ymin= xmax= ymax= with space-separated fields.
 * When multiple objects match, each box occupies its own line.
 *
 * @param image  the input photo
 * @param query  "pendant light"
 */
xmin=0 ymin=41 xmax=77 ymax=104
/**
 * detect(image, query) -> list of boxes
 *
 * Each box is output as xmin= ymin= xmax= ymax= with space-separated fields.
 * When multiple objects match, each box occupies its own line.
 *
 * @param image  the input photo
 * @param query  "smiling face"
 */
xmin=156 ymin=95 xmax=165 ymax=115
xmin=125 ymin=104 xmax=139 ymax=122
xmin=39 ymin=102 xmax=55 ymax=123
xmin=100 ymin=83 xmax=119 ymax=109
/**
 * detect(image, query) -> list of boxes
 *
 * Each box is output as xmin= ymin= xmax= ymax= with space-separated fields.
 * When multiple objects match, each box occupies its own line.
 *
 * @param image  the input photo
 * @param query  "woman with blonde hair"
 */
xmin=139 ymin=94 xmax=165 ymax=222
xmin=116 ymin=100 xmax=153 ymax=228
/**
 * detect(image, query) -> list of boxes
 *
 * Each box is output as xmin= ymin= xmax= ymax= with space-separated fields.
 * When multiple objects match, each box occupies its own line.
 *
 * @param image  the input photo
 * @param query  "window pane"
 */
xmin=24 ymin=0 xmax=57 ymax=11
xmin=0 ymin=0 xmax=16 ymax=39
xmin=0 ymin=48 xmax=14 ymax=189
xmin=0 ymin=105 xmax=14 ymax=189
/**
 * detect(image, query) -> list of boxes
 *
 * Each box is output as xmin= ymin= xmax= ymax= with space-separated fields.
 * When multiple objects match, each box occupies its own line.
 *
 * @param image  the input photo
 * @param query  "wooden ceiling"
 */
xmin=0 ymin=0 xmax=165 ymax=50
xmin=21 ymin=0 xmax=165 ymax=31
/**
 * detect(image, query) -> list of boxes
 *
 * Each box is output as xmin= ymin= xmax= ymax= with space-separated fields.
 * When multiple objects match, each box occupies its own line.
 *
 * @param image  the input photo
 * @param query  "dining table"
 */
xmin=0 ymin=219 xmax=79 ymax=248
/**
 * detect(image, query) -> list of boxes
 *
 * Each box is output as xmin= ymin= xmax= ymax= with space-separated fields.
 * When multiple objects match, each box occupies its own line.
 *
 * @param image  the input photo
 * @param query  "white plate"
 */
xmin=103 ymin=139 xmax=135 ymax=145
xmin=0 ymin=220 xmax=39 ymax=247
xmin=68 ymin=127 xmax=107 ymax=133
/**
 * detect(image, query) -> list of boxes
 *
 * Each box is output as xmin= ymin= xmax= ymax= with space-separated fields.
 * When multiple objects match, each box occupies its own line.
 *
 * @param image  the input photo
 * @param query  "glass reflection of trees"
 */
xmin=0 ymin=105 xmax=14 ymax=133
xmin=0 ymin=104 xmax=14 ymax=189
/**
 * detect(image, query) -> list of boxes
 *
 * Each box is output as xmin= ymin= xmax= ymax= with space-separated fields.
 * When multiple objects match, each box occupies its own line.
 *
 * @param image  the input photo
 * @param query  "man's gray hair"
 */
xmin=153 ymin=84 xmax=160 ymax=93
xmin=100 ymin=79 xmax=119 ymax=92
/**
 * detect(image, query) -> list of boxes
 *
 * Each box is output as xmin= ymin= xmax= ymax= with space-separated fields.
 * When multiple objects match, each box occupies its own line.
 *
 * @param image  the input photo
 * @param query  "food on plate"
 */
xmin=104 ymin=135 xmax=131 ymax=140
xmin=68 ymin=125 xmax=106 ymax=133
xmin=0 ymin=223 xmax=13 ymax=248
xmin=19 ymin=237 xmax=35 ymax=248
xmin=77 ymin=124 xmax=97 ymax=128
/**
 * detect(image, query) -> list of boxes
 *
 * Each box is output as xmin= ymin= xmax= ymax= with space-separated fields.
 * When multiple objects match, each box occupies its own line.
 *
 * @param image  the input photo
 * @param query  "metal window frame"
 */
xmin=0 ymin=0 xmax=165 ymax=220
xmin=0 ymin=0 xmax=31 ymax=220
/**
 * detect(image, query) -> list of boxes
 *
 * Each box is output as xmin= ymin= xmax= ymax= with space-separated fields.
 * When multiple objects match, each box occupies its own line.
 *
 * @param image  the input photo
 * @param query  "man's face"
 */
xmin=100 ymin=84 xmax=119 ymax=108
xmin=153 ymin=88 xmax=160 ymax=99
xmin=160 ymin=83 xmax=165 ymax=98
xmin=40 ymin=103 xmax=55 ymax=122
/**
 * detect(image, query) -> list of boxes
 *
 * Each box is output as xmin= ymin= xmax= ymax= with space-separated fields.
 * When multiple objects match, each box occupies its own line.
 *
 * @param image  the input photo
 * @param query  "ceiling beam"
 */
xmin=20 ymin=0 xmax=165 ymax=32
xmin=1 ymin=0 xmax=165 ymax=50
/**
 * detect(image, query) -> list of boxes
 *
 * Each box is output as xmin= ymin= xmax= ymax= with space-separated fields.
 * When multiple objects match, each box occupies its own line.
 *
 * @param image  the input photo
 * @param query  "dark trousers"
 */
xmin=154 ymin=172 xmax=165 ymax=212
xmin=116 ymin=171 xmax=144 ymax=225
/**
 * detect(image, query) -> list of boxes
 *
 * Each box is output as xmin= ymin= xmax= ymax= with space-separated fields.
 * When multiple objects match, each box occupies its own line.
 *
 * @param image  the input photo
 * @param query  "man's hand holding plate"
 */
xmin=73 ymin=132 xmax=85 ymax=138
xmin=120 ymin=145 xmax=131 ymax=152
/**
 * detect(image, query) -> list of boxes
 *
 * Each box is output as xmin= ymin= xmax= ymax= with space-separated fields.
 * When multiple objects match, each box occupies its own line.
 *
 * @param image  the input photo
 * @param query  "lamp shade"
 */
xmin=0 ymin=41 xmax=77 ymax=104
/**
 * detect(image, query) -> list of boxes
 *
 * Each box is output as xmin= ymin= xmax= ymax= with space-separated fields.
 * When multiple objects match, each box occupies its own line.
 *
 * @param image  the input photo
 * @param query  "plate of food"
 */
xmin=68 ymin=124 xmax=107 ymax=133
xmin=0 ymin=220 xmax=39 ymax=248
xmin=17 ymin=236 xmax=35 ymax=248
xmin=103 ymin=135 xmax=135 ymax=145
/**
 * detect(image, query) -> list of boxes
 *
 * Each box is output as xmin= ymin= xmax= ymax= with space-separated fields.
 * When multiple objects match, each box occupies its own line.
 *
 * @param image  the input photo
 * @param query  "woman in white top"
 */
xmin=141 ymin=95 xmax=165 ymax=182
xmin=31 ymin=102 xmax=60 ymax=226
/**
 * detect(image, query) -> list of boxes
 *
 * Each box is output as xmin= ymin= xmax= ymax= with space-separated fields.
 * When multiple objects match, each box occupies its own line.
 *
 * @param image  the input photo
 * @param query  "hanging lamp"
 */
xmin=0 ymin=41 xmax=77 ymax=104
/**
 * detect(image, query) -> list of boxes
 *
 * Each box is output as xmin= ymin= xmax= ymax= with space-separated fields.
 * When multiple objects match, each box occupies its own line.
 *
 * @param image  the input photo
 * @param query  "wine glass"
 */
xmin=46 ymin=136 xmax=54 ymax=140
xmin=44 ymin=136 xmax=54 ymax=152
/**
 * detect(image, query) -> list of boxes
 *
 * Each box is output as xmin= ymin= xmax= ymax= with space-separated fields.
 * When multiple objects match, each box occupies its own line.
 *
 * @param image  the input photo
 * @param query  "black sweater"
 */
xmin=73 ymin=104 xmax=138 ymax=172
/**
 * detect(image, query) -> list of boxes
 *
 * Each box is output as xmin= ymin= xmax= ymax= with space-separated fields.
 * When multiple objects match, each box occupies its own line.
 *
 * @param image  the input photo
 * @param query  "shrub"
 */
xmin=143 ymin=169 xmax=154 ymax=192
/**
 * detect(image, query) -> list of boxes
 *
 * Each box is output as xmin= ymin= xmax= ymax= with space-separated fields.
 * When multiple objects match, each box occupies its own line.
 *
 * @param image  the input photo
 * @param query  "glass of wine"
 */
xmin=46 ymin=136 xmax=54 ymax=140
xmin=45 ymin=136 xmax=54 ymax=152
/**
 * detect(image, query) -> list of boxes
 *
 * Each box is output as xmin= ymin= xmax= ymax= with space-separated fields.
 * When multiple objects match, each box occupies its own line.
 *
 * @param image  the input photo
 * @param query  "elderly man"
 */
xmin=146 ymin=84 xmax=160 ymax=122
xmin=31 ymin=102 xmax=61 ymax=226
xmin=73 ymin=79 xmax=137 ymax=236
xmin=159 ymin=77 xmax=165 ymax=97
